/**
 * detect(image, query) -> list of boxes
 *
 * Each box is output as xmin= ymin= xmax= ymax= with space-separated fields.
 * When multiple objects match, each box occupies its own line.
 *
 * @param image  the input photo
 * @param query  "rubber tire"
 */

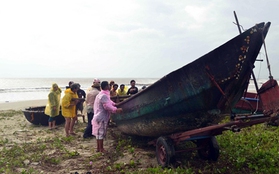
xmin=197 ymin=136 xmax=219 ymax=161
xmin=156 ymin=136 xmax=175 ymax=167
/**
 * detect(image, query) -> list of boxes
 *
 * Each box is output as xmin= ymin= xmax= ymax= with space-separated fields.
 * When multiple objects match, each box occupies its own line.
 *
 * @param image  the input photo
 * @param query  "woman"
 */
xmin=44 ymin=83 xmax=62 ymax=129
xmin=61 ymin=83 xmax=79 ymax=137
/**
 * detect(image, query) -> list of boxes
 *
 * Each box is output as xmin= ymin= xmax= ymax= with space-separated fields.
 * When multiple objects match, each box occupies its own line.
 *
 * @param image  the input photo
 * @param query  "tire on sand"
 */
xmin=156 ymin=136 xmax=175 ymax=167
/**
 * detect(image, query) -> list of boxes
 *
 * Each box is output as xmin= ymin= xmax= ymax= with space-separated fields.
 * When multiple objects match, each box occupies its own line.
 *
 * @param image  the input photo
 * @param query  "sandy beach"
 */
xmin=0 ymin=99 xmax=48 ymax=111
xmin=0 ymin=100 xmax=157 ymax=173
xmin=1 ymin=99 xmax=279 ymax=173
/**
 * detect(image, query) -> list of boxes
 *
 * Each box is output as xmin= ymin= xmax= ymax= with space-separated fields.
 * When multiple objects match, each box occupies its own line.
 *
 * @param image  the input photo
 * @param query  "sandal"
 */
xmin=70 ymin=132 xmax=77 ymax=136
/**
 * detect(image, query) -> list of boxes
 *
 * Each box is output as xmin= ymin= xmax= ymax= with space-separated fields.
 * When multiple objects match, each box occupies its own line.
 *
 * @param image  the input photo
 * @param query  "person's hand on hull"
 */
xmin=116 ymin=108 xmax=122 ymax=113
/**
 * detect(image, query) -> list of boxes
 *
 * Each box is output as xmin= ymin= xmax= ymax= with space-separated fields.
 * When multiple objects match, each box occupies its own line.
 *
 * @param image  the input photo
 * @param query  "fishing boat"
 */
xmin=22 ymin=106 xmax=65 ymax=126
xmin=232 ymin=91 xmax=263 ymax=114
xmin=111 ymin=22 xmax=271 ymax=137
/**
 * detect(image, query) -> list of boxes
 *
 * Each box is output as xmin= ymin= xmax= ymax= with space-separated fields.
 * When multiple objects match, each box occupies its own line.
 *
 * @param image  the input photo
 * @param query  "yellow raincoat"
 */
xmin=117 ymin=86 xmax=128 ymax=96
xmin=61 ymin=88 xmax=78 ymax=118
xmin=44 ymin=83 xmax=62 ymax=117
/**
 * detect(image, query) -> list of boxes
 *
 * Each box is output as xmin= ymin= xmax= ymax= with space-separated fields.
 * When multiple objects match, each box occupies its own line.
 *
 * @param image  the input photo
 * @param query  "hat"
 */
xmin=52 ymin=83 xmax=58 ymax=88
xmin=92 ymin=78 xmax=100 ymax=88
xmin=93 ymin=78 xmax=100 ymax=83
xmin=71 ymin=83 xmax=80 ymax=90
xmin=68 ymin=81 xmax=74 ymax=86
xmin=109 ymin=80 xmax=115 ymax=85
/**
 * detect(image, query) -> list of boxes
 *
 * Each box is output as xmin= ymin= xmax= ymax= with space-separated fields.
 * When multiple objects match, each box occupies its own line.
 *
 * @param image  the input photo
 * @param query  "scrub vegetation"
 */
xmin=0 ymin=110 xmax=279 ymax=174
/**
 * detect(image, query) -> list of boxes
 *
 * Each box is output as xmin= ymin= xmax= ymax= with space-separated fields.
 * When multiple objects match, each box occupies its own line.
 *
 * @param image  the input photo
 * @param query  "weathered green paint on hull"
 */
xmin=111 ymin=22 xmax=271 ymax=137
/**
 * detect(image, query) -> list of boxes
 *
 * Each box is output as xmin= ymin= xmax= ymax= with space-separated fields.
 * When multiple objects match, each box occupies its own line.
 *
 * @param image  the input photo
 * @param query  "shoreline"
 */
xmin=0 ymin=99 xmax=48 ymax=110
xmin=0 ymin=89 xmax=258 ymax=111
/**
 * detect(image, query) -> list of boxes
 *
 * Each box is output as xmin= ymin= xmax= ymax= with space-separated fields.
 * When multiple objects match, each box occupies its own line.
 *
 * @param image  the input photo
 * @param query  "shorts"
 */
xmin=76 ymin=102 xmax=84 ymax=112
xmin=48 ymin=116 xmax=56 ymax=122
xmin=92 ymin=121 xmax=107 ymax=140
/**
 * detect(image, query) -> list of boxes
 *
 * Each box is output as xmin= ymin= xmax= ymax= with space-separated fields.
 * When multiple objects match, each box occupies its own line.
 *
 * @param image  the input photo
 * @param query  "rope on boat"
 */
xmin=254 ymin=95 xmax=259 ymax=114
xmin=233 ymin=11 xmax=244 ymax=33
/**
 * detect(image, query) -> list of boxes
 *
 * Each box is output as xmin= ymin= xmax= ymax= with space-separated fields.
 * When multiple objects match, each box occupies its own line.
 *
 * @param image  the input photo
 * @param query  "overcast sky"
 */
xmin=0 ymin=0 xmax=278 ymax=79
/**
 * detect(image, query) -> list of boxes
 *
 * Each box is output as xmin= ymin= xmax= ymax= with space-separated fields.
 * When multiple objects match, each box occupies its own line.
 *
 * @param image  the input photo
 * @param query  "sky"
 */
xmin=0 ymin=0 xmax=278 ymax=79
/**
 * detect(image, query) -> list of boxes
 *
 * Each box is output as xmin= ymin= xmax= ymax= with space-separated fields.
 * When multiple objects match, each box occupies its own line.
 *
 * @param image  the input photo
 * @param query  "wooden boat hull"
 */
xmin=111 ymin=22 xmax=271 ymax=137
xmin=22 ymin=106 xmax=65 ymax=126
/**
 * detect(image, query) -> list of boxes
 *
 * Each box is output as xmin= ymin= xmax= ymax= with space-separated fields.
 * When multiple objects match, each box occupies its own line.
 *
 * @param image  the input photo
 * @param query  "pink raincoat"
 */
xmin=92 ymin=90 xmax=117 ymax=138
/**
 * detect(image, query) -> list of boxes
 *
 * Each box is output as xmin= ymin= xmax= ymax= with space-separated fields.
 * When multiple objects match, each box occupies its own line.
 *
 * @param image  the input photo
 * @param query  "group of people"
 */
xmin=45 ymin=79 xmax=145 ymax=152
xmin=109 ymin=80 xmax=139 ymax=97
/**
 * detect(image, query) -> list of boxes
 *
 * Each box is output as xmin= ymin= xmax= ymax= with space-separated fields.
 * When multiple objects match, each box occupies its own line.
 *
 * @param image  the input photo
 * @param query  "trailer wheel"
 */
xmin=197 ymin=136 xmax=219 ymax=161
xmin=156 ymin=136 xmax=175 ymax=167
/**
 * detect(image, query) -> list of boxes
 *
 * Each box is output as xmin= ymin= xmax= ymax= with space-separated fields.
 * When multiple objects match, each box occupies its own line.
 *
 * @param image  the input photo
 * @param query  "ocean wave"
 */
xmin=0 ymin=78 xmax=158 ymax=102
xmin=0 ymin=83 xmax=153 ymax=94
xmin=0 ymin=87 xmax=65 ymax=93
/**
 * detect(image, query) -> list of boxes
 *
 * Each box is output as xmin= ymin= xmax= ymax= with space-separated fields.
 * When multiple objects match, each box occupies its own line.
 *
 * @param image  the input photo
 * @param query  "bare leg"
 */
xmin=96 ymin=139 xmax=100 ymax=152
xmin=65 ymin=118 xmax=71 ymax=136
xmin=99 ymin=139 xmax=106 ymax=153
xmin=82 ymin=110 xmax=85 ymax=123
xmin=69 ymin=117 xmax=77 ymax=134
xmin=53 ymin=120 xmax=56 ymax=129
xmin=48 ymin=121 xmax=52 ymax=129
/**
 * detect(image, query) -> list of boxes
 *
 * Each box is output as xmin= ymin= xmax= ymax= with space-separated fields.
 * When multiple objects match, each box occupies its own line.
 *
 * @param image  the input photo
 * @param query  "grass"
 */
xmin=1 ymin=110 xmax=279 ymax=173
xmin=216 ymin=124 xmax=279 ymax=173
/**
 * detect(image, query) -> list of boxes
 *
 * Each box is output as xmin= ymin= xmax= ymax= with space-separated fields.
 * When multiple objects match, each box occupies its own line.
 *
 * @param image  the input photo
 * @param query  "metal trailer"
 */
xmin=152 ymin=113 xmax=278 ymax=167
xmin=153 ymin=78 xmax=279 ymax=167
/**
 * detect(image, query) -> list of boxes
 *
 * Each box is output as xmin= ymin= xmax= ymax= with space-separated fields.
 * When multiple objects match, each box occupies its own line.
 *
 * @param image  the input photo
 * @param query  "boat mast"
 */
xmin=233 ymin=11 xmax=260 ymax=93
xmin=261 ymin=35 xmax=273 ymax=80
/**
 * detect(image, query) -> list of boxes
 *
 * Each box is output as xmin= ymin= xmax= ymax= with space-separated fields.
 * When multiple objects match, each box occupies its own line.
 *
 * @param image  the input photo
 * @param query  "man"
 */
xmin=117 ymin=84 xmax=128 ymax=102
xmin=110 ymin=84 xmax=118 ymax=97
xmin=76 ymin=83 xmax=86 ymax=123
xmin=83 ymin=78 xmax=101 ymax=138
xmin=66 ymin=81 xmax=74 ymax=89
xmin=87 ymin=79 xmax=101 ymax=93
xmin=117 ymin=84 xmax=127 ymax=96
xmin=61 ymin=83 xmax=79 ymax=137
xmin=109 ymin=80 xmax=115 ymax=90
xmin=92 ymin=81 xmax=122 ymax=152
xmin=127 ymin=80 xmax=138 ymax=95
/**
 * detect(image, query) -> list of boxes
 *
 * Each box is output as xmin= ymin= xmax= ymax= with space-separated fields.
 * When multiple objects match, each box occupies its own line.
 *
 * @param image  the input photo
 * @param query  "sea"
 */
xmin=0 ymin=78 xmax=159 ymax=103
xmin=0 ymin=77 xmax=272 ymax=103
